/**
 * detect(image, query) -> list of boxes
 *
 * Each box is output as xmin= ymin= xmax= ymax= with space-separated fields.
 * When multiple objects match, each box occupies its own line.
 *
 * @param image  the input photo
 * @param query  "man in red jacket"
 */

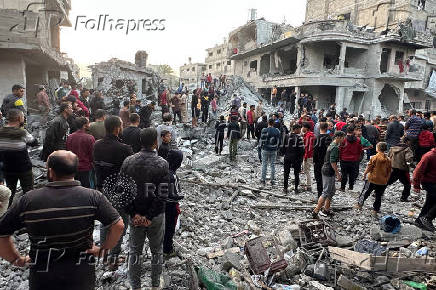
xmin=413 ymin=148 xmax=436 ymax=232
xmin=339 ymin=126 xmax=364 ymax=192
xmin=66 ymin=117 xmax=95 ymax=188
xmin=247 ymin=105 xmax=256 ymax=139
xmin=302 ymin=122 xmax=315 ymax=191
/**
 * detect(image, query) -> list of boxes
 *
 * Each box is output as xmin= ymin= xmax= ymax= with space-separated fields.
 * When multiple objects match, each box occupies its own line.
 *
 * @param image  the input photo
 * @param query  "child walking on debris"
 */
xmin=356 ymin=142 xmax=392 ymax=216
xmin=387 ymin=137 xmax=413 ymax=202
xmin=312 ymin=131 xmax=345 ymax=218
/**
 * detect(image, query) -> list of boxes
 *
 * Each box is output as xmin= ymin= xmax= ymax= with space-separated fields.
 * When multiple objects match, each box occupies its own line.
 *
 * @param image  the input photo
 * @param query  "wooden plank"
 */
xmin=329 ymin=247 xmax=436 ymax=273
xmin=328 ymin=247 xmax=373 ymax=270
xmin=372 ymin=255 xmax=436 ymax=273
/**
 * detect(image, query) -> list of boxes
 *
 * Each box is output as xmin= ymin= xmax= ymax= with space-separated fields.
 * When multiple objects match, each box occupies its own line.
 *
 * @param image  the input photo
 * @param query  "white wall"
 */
xmin=0 ymin=54 xmax=26 ymax=103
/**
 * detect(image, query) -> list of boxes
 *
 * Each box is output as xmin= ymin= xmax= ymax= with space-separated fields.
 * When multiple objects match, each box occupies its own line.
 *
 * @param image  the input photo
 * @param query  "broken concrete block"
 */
xmin=222 ymin=237 xmax=234 ymax=249
xmin=337 ymin=275 xmax=367 ymax=290
xmin=197 ymin=247 xmax=214 ymax=257
xmin=247 ymin=220 xmax=261 ymax=234
xmin=308 ymin=281 xmax=334 ymax=290
xmin=221 ymin=251 xmax=243 ymax=271
xmin=276 ymin=229 xmax=298 ymax=251
xmin=370 ymin=224 xmax=422 ymax=242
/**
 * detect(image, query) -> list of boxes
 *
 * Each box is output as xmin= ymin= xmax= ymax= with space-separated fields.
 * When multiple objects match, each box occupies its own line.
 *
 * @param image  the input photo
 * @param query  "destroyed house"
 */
xmin=231 ymin=18 xmax=433 ymax=117
xmin=0 ymin=0 xmax=78 ymax=112
xmin=89 ymin=51 xmax=158 ymax=101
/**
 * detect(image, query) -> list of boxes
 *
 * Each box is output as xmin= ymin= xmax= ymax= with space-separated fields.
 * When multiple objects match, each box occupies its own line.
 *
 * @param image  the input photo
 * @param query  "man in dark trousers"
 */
xmin=122 ymin=113 xmax=142 ymax=153
xmin=281 ymin=124 xmax=304 ymax=194
xmin=413 ymin=148 xmax=436 ymax=232
xmin=94 ymin=115 xmax=133 ymax=268
xmin=215 ymin=116 xmax=226 ymax=155
xmin=0 ymin=150 xmax=124 ymax=290
xmin=313 ymin=122 xmax=332 ymax=197
xmin=120 ymin=128 xmax=170 ymax=289
xmin=0 ymin=109 xmax=38 ymax=206
xmin=255 ymin=115 xmax=268 ymax=161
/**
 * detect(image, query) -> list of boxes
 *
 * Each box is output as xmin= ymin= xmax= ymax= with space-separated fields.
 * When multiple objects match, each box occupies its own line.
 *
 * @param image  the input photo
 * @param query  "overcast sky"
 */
xmin=60 ymin=0 xmax=307 ymax=76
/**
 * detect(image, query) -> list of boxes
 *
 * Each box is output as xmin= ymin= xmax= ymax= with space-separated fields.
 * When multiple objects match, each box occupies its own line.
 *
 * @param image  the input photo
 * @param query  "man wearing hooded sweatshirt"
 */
xmin=339 ymin=126 xmax=363 ymax=192
xmin=163 ymin=150 xmax=184 ymax=258
xmin=387 ymin=137 xmax=413 ymax=202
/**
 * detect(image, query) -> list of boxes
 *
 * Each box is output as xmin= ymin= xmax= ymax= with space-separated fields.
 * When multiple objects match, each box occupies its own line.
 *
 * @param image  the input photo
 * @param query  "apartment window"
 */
xmin=217 ymin=49 xmax=221 ymax=54
xmin=395 ymin=51 xmax=405 ymax=63
xmin=209 ymin=65 xmax=212 ymax=69
xmin=202 ymin=66 xmax=206 ymax=71
xmin=98 ymin=77 xmax=104 ymax=86
xmin=192 ymin=67 xmax=195 ymax=72
xmin=227 ymin=60 xmax=231 ymax=65
xmin=216 ymin=63 xmax=221 ymax=68
xmin=411 ymin=102 xmax=422 ymax=109
xmin=209 ymin=52 xmax=213 ymax=57
xmin=418 ymin=0 xmax=426 ymax=10
xmin=186 ymin=68 xmax=190 ymax=72
xmin=425 ymin=99 xmax=431 ymax=111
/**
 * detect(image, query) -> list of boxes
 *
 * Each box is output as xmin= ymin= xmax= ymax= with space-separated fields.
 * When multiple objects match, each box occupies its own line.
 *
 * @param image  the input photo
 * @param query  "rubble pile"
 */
xmin=3 ymin=79 xmax=436 ymax=289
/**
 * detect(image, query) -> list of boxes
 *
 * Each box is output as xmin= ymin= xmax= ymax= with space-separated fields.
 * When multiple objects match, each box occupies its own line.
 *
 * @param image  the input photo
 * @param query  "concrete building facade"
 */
xmin=306 ymin=0 xmax=436 ymax=33
xmin=179 ymin=62 xmax=206 ymax=90
xmin=0 ymin=0 xmax=78 ymax=112
xmin=230 ymin=19 xmax=433 ymax=117
xmin=89 ymin=51 xmax=160 ymax=102
xmin=205 ymin=42 xmax=233 ymax=77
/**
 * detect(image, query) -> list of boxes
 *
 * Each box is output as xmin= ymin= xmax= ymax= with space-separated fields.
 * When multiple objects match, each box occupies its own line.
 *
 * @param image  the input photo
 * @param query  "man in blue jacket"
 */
xmin=260 ymin=119 xmax=281 ymax=185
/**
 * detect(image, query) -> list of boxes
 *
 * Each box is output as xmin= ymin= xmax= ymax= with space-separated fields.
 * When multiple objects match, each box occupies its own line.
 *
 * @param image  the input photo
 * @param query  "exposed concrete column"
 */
xmin=296 ymin=43 xmax=303 ymax=75
xmin=294 ymin=86 xmax=300 ymax=115
xmin=399 ymin=87 xmax=404 ymax=113
xmin=339 ymin=43 xmax=347 ymax=74
xmin=388 ymin=48 xmax=396 ymax=73
xmin=336 ymin=87 xmax=346 ymax=112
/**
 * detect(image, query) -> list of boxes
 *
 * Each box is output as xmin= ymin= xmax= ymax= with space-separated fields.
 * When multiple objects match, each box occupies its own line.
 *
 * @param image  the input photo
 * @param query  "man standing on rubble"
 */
xmin=66 ymin=117 xmax=95 ymax=188
xmin=89 ymin=91 xmax=105 ymax=121
xmin=122 ymin=113 xmax=142 ymax=153
xmin=139 ymin=101 xmax=155 ymax=128
xmin=94 ymin=116 xmax=133 ymax=268
xmin=0 ymin=109 xmax=38 ymax=207
xmin=36 ymin=85 xmax=50 ymax=120
xmin=41 ymin=102 xmax=73 ymax=162
xmin=0 ymin=150 xmax=124 ymax=290
xmin=1 ymin=84 xmax=26 ymax=117
xmin=239 ymin=102 xmax=248 ymax=139
xmin=260 ymin=119 xmax=281 ymax=185
xmin=227 ymin=115 xmax=241 ymax=162
xmin=281 ymin=123 xmax=304 ymax=194
xmin=157 ymin=113 xmax=178 ymax=148
xmin=312 ymin=131 xmax=345 ymax=218
xmin=120 ymin=128 xmax=170 ymax=290
xmin=413 ymin=147 xmax=436 ymax=232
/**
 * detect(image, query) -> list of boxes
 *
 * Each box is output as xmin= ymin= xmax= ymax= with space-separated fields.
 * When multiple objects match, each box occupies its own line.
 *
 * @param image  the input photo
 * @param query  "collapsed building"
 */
xmin=225 ymin=0 xmax=436 ymax=117
xmin=89 ymin=51 xmax=161 ymax=104
xmin=0 ymin=0 xmax=79 ymax=112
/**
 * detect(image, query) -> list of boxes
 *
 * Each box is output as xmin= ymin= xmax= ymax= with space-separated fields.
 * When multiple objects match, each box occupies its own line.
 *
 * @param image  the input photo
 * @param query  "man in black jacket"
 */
xmin=281 ymin=124 xmax=304 ymax=194
xmin=313 ymin=122 xmax=332 ymax=197
xmin=255 ymin=115 xmax=268 ymax=161
xmin=215 ymin=116 xmax=226 ymax=155
xmin=41 ymin=102 xmax=72 ymax=161
xmin=139 ymin=101 xmax=155 ymax=128
xmin=94 ymin=115 xmax=133 ymax=267
xmin=0 ymin=109 xmax=38 ymax=206
xmin=120 ymin=128 xmax=170 ymax=289
xmin=122 ymin=113 xmax=142 ymax=153
xmin=386 ymin=115 xmax=404 ymax=150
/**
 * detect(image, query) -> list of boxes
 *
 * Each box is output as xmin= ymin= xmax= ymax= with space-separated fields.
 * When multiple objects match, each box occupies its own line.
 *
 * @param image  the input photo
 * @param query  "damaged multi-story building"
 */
xmin=0 ymin=0 xmax=79 ymax=112
xmin=229 ymin=0 xmax=436 ymax=117
xmin=179 ymin=58 xmax=206 ymax=89
xmin=89 ymin=51 xmax=161 ymax=102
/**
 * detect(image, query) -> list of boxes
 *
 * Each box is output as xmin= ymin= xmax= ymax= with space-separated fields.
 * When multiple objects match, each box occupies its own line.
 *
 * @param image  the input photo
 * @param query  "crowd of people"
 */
xmin=216 ymin=93 xmax=436 ymax=233
xmin=0 ymin=82 xmax=185 ymax=289
xmin=0 ymin=79 xmax=435 ymax=289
